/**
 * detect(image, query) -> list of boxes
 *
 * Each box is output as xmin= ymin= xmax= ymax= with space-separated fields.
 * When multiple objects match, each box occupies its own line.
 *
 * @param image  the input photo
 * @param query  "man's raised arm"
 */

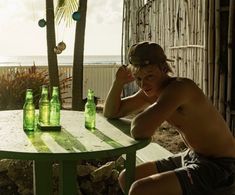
xmin=103 ymin=66 xmax=134 ymax=118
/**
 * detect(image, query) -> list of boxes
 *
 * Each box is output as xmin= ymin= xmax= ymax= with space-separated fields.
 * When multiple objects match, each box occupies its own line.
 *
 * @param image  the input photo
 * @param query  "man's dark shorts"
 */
xmin=156 ymin=149 xmax=235 ymax=195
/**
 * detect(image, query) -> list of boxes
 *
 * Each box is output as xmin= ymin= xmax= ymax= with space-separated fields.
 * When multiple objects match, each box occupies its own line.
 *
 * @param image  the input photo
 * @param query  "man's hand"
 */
xmin=115 ymin=65 xmax=135 ymax=85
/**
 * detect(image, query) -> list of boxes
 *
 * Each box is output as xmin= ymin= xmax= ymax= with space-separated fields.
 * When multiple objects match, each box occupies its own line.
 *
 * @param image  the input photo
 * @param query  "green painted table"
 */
xmin=0 ymin=110 xmax=150 ymax=195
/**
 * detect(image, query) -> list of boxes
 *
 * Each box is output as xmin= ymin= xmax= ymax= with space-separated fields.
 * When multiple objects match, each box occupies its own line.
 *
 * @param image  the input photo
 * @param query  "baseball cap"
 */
xmin=128 ymin=41 xmax=169 ymax=66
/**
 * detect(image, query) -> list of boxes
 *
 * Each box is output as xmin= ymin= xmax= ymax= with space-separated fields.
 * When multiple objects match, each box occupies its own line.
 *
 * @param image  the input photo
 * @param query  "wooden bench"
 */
xmin=136 ymin=142 xmax=173 ymax=165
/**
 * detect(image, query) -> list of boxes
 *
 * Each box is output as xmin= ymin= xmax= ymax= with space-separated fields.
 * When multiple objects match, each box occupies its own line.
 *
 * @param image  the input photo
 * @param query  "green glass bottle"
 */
xmin=39 ymin=85 xmax=50 ymax=125
xmin=85 ymin=89 xmax=96 ymax=129
xmin=23 ymin=89 xmax=35 ymax=131
xmin=50 ymin=86 xmax=60 ymax=126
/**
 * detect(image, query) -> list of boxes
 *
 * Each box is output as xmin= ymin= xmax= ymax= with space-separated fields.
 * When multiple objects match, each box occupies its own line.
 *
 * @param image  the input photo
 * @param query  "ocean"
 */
xmin=0 ymin=55 xmax=122 ymax=66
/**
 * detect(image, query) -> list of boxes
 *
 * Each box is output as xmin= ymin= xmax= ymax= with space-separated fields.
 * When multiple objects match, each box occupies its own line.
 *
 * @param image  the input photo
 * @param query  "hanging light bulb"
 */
xmin=38 ymin=19 xmax=47 ymax=27
xmin=57 ymin=41 xmax=66 ymax=51
xmin=72 ymin=11 xmax=81 ymax=21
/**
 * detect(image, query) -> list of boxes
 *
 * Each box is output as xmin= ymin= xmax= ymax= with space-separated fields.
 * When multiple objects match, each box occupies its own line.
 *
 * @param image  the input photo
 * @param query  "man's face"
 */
xmin=132 ymin=64 xmax=165 ymax=97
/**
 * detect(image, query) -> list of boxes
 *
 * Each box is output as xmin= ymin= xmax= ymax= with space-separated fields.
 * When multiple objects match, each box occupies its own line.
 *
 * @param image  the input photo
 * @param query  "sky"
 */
xmin=0 ymin=0 xmax=123 ymax=56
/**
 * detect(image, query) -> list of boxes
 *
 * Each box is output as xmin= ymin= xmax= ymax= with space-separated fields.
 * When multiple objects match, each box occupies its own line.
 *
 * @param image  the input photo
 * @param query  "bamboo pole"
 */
xmin=186 ymin=0 xmax=192 ymax=43
xmin=226 ymin=0 xmax=235 ymax=127
xmin=163 ymin=0 xmax=166 ymax=48
xmin=172 ymin=0 xmax=176 ymax=47
xmin=125 ymin=0 xmax=130 ymax=63
xmin=203 ymin=0 xmax=209 ymax=95
xmin=183 ymin=5 xmax=186 ymax=77
xmin=160 ymin=0 xmax=162 ymax=44
xmin=182 ymin=2 xmax=187 ymax=78
xmin=208 ymin=0 xmax=215 ymax=102
xmin=193 ymin=1 xmax=196 ymax=81
xmin=151 ymin=0 xmax=156 ymax=41
xmin=148 ymin=2 xmax=152 ymax=41
xmin=171 ymin=0 xmax=176 ymax=74
xmin=121 ymin=0 xmax=126 ymax=65
xmin=192 ymin=0 xmax=196 ymax=80
xmin=173 ymin=0 xmax=179 ymax=76
xmin=165 ymin=0 xmax=170 ymax=55
xmin=197 ymin=0 xmax=201 ymax=87
xmin=218 ymin=0 xmax=225 ymax=117
xmin=169 ymin=45 xmax=204 ymax=49
xmin=196 ymin=2 xmax=200 ymax=84
xmin=199 ymin=0 xmax=204 ymax=89
xmin=213 ymin=0 xmax=220 ymax=109
xmin=177 ymin=1 xmax=182 ymax=77
xmin=156 ymin=0 xmax=160 ymax=43
xmin=219 ymin=69 xmax=225 ymax=116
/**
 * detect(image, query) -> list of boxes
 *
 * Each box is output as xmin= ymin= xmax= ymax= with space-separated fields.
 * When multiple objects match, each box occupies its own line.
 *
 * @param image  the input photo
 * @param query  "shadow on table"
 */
xmin=107 ymin=118 xmax=131 ymax=136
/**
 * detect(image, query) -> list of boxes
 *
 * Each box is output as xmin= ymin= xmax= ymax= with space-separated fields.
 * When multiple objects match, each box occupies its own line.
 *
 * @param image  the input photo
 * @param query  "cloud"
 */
xmin=0 ymin=0 xmax=123 ymax=56
xmin=0 ymin=0 xmax=45 ymax=24
xmin=87 ymin=0 xmax=122 ymax=24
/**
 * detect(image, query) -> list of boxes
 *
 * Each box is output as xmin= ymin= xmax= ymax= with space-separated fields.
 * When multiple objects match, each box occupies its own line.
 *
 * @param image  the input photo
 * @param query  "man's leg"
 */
xmin=119 ymin=161 xmax=159 ymax=192
xmin=119 ymin=160 xmax=183 ymax=195
xmin=129 ymin=171 xmax=182 ymax=195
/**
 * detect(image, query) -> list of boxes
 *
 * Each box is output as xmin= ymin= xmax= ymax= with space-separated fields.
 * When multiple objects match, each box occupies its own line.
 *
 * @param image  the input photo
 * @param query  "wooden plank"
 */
xmin=136 ymin=142 xmax=172 ymax=164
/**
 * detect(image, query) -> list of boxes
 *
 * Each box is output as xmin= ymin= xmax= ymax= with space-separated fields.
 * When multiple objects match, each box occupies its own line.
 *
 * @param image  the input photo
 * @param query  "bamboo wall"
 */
xmin=122 ymin=0 xmax=235 ymax=134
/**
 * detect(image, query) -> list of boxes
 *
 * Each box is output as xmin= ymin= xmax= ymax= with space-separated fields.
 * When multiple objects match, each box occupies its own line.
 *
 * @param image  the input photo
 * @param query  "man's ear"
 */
xmin=159 ymin=65 xmax=167 ymax=73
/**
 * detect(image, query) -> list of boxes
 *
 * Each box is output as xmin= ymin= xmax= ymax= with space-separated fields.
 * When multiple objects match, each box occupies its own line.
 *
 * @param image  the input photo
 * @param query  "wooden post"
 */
xmin=213 ymin=0 xmax=220 ymax=109
xmin=208 ymin=0 xmax=215 ymax=102
xmin=226 ymin=0 xmax=235 ymax=126
xmin=203 ymin=0 xmax=209 ymax=95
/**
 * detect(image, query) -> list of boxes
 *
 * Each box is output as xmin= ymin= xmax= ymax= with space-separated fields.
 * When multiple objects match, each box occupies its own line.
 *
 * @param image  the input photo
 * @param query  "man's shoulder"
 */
xmin=167 ymin=77 xmax=197 ymax=92
xmin=162 ymin=77 xmax=203 ymax=102
xmin=171 ymin=77 xmax=195 ymax=85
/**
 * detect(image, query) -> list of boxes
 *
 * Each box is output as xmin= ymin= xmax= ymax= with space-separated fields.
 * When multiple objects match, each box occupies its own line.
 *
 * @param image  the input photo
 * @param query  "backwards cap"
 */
xmin=128 ymin=41 xmax=168 ymax=66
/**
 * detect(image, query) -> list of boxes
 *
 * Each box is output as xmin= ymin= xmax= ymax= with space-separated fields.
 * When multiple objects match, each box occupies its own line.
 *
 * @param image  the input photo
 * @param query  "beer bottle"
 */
xmin=85 ymin=89 xmax=96 ymax=129
xmin=50 ymin=86 xmax=60 ymax=126
xmin=39 ymin=85 xmax=50 ymax=125
xmin=23 ymin=89 xmax=35 ymax=131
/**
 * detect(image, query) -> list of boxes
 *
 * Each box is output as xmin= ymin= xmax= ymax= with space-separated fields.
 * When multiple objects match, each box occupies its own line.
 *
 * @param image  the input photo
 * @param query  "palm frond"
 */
xmin=55 ymin=0 xmax=79 ymax=27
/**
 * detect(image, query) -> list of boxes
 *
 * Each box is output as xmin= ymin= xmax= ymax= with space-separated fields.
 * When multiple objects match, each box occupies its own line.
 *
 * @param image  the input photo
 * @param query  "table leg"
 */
xmin=59 ymin=160 xmax=77 ymax=195
xmin=125 ymin=151 xmax=136 ymax=195
xmin=33 ymin=160 xmax=53 ymax=195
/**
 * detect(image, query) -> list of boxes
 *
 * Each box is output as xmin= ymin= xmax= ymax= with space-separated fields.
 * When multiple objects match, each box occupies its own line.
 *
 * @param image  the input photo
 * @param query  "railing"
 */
xmin=0 ymin=64 xmax=120 ymax=104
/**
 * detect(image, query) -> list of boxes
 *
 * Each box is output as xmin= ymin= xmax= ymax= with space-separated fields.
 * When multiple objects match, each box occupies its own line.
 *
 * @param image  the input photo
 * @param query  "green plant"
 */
xmin=0 ymin=66 xmax=72 ymax=110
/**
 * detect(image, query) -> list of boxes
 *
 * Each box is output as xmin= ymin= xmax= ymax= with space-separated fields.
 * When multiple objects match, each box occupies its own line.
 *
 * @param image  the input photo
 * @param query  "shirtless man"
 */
xmin=103 ymin=41 xmax=235 ymax=195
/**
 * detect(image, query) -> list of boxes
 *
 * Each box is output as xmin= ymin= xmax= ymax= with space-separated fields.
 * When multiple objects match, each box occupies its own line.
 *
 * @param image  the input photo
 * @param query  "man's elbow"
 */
xmin=103 ymin=111 xmax=113 ymax=119
xmin=131 ymin=118 xmax=156 ymax=139
xmin=103 ymin=110 xmax=119 ymax=119
xmin=130 ymin=126 xmax=152 ymax=140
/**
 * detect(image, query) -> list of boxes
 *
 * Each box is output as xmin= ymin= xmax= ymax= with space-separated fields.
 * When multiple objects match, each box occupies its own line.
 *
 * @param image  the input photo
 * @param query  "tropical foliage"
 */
xmin=55 ymin=0 xmax=78 ymax=26
xmin=0 ymin=66 xmax=71 ymax=110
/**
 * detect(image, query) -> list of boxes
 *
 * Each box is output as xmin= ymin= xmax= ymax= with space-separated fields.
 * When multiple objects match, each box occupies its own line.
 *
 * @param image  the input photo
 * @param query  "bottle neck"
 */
xmin=25 ymin=90 xmax=33 ymax=102
xmin=52 ymin=87 xmax=59 ymax=98
xmin=41 ymin=93 xmax=48 ymax=99
xmin=52 ymin=92 xmax=59 ymax=98
xmin=41 ymin=86 xmax=48 ymax=97
xmin=88 ymin=96 xmax=94 ymax=101
xmin=87 ymin=90 xmax=94 ymax=101
xmin=26 ymin=97 xmax=33 ymax=102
